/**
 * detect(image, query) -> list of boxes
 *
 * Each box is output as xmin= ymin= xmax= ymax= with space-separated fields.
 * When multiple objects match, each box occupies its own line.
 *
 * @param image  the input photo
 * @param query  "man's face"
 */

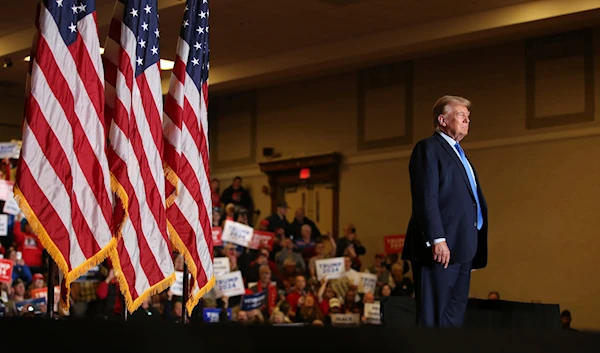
xmin=295 ymin=276 xmax=306 ymax=291
xmin=295 ymin=208 xmax=304 ymax=221
xmin=259 ymin=267 xmax=271 ymax=281
xmin=439 ymin=104 xmax=470 ymax=142
xmin=315 ymin=243 xmax=324 ymax=255
xmin=232 ymin=178 xmax=241 ymax=189
xmin=344 ymin=257 xmax=352 ymax=270
xmin=237 ymin=310 xmax=248 ymax=322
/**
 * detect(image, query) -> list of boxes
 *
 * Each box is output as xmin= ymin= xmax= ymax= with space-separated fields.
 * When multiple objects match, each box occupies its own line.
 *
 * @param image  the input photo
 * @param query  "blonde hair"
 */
xmin=432 ymin=95 xmax=472 ymax=127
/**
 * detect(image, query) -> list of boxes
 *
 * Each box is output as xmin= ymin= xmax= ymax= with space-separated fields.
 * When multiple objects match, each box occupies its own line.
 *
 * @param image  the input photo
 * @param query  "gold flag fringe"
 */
xmin=109 ymin=247 xmax=176 ymax=313
xmin=163 ymin=162 xmax=179 ymax=208
xmin=13 ymin=185 xmax=117 ymax=310
xmin=109 ymin=172 xmax=177 ymax=313
xmin=168 ymin=220 xmax=215 ymax=315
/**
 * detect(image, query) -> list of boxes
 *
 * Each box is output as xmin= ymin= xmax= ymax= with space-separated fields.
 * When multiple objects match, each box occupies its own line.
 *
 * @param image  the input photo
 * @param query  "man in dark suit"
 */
xmin=402 ymin=95 xmax=488 ymax=328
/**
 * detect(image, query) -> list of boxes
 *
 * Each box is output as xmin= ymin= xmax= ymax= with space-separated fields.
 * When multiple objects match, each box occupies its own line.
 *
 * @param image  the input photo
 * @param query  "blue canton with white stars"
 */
xmin=180 ymin=0 xmax=209 ymax=91
xmin=120 ymin=0 xmax=161 ymax=77
xmin=45 ymin=0 xmax=97 ymax=47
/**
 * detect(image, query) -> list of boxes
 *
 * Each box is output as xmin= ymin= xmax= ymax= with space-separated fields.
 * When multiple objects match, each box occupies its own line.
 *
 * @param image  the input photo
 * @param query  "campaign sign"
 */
xmin=2 ymin=196 xmax=20 ymax=216
xmin=384 ymin=234 xmax=406 ymax=254
xmin=0 ymin=259 xmax=13 ymax=283
xmin=30 ymin=286 xmax=61 ymax=312
xmin=221 ymin=221 xmax=254 ymax=248
xmin=0 ymin=180 xmax=14 ymax=201
xmin=212 ymin=227 xmax=223 ymax=247
xmin=213 ymin=257 xmax=230 ymax=276
xmin=315 ymin=257 xmax=345 ymax=281
xmin=240 ymin=291 xmax=266 ymax=311
xmin=213 ymin=271 xmax=245 ymax=298
xmin=331 ymin=313 xmax=360 ymax=327
xmin=357 ymin=272 xmax=377 ymax=294
xmin=0 ymin=142 xmax=20 ymax=159
xmin=0 ymin=214 xmax=8 ymax=237
xmin=363 ymin=302 xmax=381 ymax=325
xmin=170 ymin=271 xmax=191 ymax=297
xmin=203 ymin=308 xmax=232 ymax=323
xmin=248 ymin=230 xmax=275 ymax=251
xmin=14 ymin=297 xmax=46 ymax=315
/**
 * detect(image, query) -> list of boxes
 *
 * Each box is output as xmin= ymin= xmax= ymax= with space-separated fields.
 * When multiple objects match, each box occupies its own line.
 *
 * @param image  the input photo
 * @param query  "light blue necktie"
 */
xmin=455 ymin=142 xmax=483 ymax=230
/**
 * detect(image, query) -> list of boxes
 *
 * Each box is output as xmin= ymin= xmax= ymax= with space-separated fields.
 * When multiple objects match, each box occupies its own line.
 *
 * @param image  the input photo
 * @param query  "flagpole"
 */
xmin=182 ymin=263 xmax=189 ymax=323
xmin=46 ymin=257 xmax=54 ymax=319
xmin=123 ymin=296 xmax=127 ymax=321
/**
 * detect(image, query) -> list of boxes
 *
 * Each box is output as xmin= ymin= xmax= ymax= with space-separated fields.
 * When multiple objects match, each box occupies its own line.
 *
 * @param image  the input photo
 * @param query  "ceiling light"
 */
xmin=160 ymin=59 xmax=175 ymax=71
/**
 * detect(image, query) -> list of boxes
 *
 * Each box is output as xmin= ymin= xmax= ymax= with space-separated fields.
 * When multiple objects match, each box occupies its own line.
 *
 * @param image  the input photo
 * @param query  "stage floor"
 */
xmin=1 ymin=317 xmax=598 ymax=353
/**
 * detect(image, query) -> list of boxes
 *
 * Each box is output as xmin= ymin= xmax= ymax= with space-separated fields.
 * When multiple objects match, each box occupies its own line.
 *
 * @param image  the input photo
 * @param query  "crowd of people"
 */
xmin=0 ymin=173 xmax=577 ymax=329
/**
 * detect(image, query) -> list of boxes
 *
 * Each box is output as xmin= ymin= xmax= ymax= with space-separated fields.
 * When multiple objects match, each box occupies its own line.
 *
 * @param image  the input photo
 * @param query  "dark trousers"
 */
xmin=413 ymin=261 xmax=471 ymax=328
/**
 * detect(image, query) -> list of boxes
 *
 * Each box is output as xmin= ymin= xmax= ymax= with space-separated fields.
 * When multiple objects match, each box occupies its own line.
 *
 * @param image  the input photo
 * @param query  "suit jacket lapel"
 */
xmin=433 ymin=133 xmax=475 ymax=200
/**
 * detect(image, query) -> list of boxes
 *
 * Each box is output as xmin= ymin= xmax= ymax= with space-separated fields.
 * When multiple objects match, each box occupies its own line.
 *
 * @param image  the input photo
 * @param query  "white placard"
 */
xmin=221 ymin=221 xmax=254 ymax=247
xmin=357 ymin=272 xmax=377 ymax=294
xmin=170 ymin=271 xmax=191 ymax=297
xmin=0 ymin=142 xmax=20 ymax=159
xmin=213 ymin=270 xmax=245 ymax=298
xmin=2 ymin=194 xmax=20 ymax=215
xmin=363 ymin=302 xmax=381 ymax=325
xmin=213 ymin=257 xmax=230 ymax=276
xmin=0 ymin=180 xmax=13 ymax=201
xmin=331 ymin=313 xmax=360 ymax=327
xmin=315 ymin=257 xmax=345 ymax=281
xmin=0 ymin=214 xmax=8 ymax=236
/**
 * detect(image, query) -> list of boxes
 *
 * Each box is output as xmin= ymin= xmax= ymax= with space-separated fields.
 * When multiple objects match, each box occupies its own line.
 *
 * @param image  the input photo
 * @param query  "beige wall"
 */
xmin=211 ymin=30 xmax=600 ymax=330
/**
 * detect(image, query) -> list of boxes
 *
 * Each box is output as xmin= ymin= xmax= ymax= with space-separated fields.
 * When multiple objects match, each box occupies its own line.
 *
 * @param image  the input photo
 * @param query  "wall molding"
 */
xmin=211 ymin=126 xmax=600 ymax=179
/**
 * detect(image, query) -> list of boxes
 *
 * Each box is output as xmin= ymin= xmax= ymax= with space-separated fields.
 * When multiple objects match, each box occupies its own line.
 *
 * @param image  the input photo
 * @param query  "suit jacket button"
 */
xmin=473 ymin=203 xmax=476 ymax=207
xmin=474 ymin=222 xmax=477 ymax=227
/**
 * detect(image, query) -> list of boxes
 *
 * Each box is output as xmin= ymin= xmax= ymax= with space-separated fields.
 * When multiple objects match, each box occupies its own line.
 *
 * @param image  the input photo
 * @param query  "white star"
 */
xmin=196 ymin=26 xmax=203 ymax=34
xmin=56 ymin=0 xmax=63 ymax=7
xmin=150 ymin=46 xmax=159 ymax=55
xmin=130 ymin=8 xmax=138 ymax=17
xmin=136 ymin=57 xmax=143 ymax=66
xmin=185 ymin=5 xmax=189 ymax=11
xmin=138 ymin=39 xmax=146 ymax=48
xmin=68 ymin=22 xmax=77 ymax=33
xmin=191 ymin=58 xmax=199 ymax=66
xmin=182 ymin=20 xmax=189 ymax=28
xmin=144 ymin=4 xmax=152 ymax=14
xmin=154 ymin=28 xmax=160 ymax=38
xmin=141 ymin=22 xmax=148 ymax=31
xmin=78 ymin=4 xmax=86 ymax=13
xmin=193 ymin=42 xmax=201 ymax=50
xmin=71 ymin=4 xmax=78 ymax=13
xmin=198 ymin=11 xmax=207 ymax=19
xmin=206 ymin=26 xmax=209 ymax=33
xmin=203 ymin=0 xmax=208 ymax=3
xmin=207 ymin=10 xmax=210 ymax=17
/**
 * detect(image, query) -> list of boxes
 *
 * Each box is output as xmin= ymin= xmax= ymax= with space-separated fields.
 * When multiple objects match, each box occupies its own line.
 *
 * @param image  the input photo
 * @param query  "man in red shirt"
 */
xmin=13 ymin=217 xmax=44 ymax=272
xmin=285 ymin=274 xmax=315 ymax=314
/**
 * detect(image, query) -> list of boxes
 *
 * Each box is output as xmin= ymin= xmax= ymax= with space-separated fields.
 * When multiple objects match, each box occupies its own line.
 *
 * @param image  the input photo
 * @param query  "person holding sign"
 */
xmin=403 ymin=96 xmax=488 ymax=328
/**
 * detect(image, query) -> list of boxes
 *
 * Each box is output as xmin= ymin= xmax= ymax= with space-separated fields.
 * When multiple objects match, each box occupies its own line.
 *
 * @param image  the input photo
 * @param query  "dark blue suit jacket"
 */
xmin=402 ymin=133 xmax=488 ymax=269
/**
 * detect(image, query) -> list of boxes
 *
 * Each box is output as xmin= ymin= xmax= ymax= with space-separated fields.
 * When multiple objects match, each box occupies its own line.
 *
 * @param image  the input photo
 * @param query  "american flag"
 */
xmin=104 ymin=0 xmax=175 ymax=312
xmin=163 ymin=0 xmax=214 ymax=313
xmin=14 ymin=0 xmax=115 ymax=309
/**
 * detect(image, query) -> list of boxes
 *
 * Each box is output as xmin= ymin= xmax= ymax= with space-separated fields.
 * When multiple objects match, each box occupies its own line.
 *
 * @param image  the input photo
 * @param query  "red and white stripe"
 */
xmin=164 ymin=37 xmax=214 ymax=313
xmin=104 ymin=1 xmax=175 ymax=312
xmin=15 ymin=3 xmax=114 ymax=309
